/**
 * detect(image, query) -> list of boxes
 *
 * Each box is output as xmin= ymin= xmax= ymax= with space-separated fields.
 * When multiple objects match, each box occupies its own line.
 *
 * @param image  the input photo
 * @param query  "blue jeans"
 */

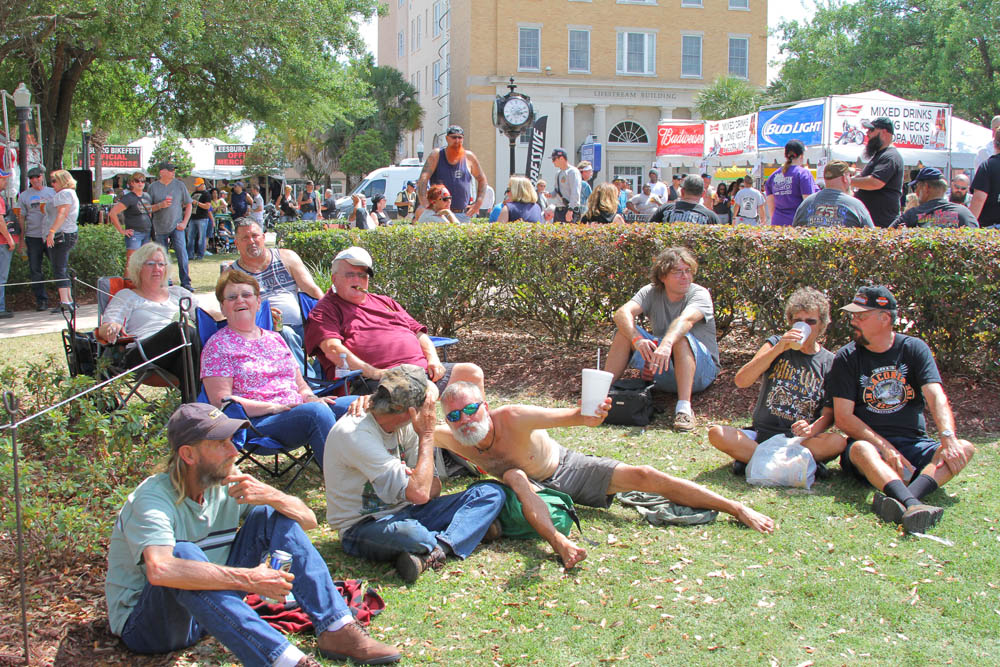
xmin=0 ymin=244 xmax=11 ymax=312
xmin=154 ymin=227 xmax=191 ymax=289
xmin=340 ymin=483 xmax=505 ymax=560
xmin=25 ymin=237 xmax=48 ymax=307
xmin=630 ymin=326 xmax=718 ymax=394
xmin=119 ymin=506 xmax=352 ymax=667
xmin=124 ymin=230 xmax=152 ymax=251
xmin=186 ymin=218 xmax=210 ymax=259
xmin=279 ymin=323 xmax=307 ymax=374
xmin=302 ymin=211 xmax=317 ymax=221
xmin=249 ymin=397 xmax=356 ymax=467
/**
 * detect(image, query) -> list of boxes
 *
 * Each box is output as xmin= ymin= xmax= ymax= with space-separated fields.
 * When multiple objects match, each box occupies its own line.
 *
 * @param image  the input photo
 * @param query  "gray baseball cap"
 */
xmin=167 ymin=403 xmax=249 ymax=450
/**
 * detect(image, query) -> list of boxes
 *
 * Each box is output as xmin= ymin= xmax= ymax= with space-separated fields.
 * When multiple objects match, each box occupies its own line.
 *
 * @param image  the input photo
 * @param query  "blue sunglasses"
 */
xmin=446 ymin=402 xmax=481 ymax=423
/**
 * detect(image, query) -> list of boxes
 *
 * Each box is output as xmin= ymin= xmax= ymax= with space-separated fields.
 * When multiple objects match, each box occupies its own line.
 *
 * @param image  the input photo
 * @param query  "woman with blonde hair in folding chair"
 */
xmin=98 ymin=242 xmax=200 ymax=402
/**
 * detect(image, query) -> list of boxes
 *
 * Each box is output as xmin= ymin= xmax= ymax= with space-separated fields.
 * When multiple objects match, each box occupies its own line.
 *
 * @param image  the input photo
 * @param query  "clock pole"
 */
xmin=493 ymin=77 xmax=535 ymax=178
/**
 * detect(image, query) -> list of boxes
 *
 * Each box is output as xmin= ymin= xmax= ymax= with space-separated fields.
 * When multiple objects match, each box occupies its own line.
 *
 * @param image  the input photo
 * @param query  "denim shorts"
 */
xmin=125 ymin=230 xmax=152 ymax=250
xmin=630 ymin=325 xmax=718 ymax=393
xmin=841 ymin=435 xmax=939 ymax=481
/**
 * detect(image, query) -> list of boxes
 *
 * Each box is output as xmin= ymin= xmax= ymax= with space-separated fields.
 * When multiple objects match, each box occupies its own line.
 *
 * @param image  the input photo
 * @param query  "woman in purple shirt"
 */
xmin=765 ymin=140 xmax=817 ymax=226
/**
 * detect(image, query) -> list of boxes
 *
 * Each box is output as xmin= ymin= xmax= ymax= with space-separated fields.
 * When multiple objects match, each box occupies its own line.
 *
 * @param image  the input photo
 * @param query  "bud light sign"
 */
xmin=757 ymin=102 xmax=825 ymax=149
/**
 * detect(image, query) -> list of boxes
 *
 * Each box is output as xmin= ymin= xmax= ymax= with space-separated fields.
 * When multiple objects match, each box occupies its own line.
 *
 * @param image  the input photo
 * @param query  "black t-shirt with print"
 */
xmin=825 ymin=334 xmax=941 ymax=441
xmin=751 ymin=335 xmax=834 ymax=442
xmin=856 ymin=146 xmax=903 ymax=228
xmin=971 ymin=154 xmax=1000 ymax=227
xmin=898 ymin=198 xmax=979 ymax=228
xmin=191 ymin=190 xmax=212 ymax=219
xmin=650 ymin=199 xmax=720 ymax=224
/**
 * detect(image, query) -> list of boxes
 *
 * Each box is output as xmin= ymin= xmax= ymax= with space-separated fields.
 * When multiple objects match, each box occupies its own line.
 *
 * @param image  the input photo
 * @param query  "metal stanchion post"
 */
xmin=2 ymin=391 xmax=30 ymax=665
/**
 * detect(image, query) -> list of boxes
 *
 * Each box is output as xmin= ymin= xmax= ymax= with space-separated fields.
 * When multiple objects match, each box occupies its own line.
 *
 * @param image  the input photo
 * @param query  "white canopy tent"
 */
xmin=127 ymin=136 xmax=245 ymax=180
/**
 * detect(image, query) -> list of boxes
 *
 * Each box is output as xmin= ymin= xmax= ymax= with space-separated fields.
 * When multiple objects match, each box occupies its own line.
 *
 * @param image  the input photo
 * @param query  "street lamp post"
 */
xmin=417 ymin=141 xmax=425 ymax=161
xmin=12 ymin=83 xmax=31 ymax=193
xmin=81 ymin=119 xmax=92 ymax=174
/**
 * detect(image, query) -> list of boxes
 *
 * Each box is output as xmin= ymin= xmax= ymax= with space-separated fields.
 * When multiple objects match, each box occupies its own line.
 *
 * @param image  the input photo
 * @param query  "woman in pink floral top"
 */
xmin=201 ymin=271 xmax=355 ymax=467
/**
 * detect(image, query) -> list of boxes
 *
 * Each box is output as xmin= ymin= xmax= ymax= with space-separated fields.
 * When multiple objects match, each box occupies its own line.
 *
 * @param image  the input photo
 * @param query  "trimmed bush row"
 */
xmin=5 ymin=224 xmax=127 ymax=300
xmin=281 ymin=222 xmax=1000 ymax=374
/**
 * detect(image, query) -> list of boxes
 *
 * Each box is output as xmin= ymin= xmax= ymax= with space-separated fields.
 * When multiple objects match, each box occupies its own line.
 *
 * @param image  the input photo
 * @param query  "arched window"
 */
xmin=608 ymin=121 xmax=649 ymax=145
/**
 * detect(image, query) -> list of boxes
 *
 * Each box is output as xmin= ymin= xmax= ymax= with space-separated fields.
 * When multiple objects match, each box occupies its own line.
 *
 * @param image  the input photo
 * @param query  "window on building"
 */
xmin=729 ymin=0 xmax=749 ymax=8
xmin=613 ymin=165 xmax=644 ymax=193
xmin=411 ymin=20 xmax=416 ymax=53
xmin=398 ymin=32 xmax=404 ymax=59
xmin=519 ymin=27 xmax=541 ymax=71
xmin=433 ymin=60 xmax=441 ymax=96
xmin=608 ymin=121 xmax=649 ymax=145
xmin=415 ymin=16 xmax=422 ymax=50
xmin=681 ymin=0 xmax=703 ymax=6
xmin=681 ymin=34 xmax=702 ymax=77
xmin=433 ymin=1 xmax=442 ymax=36
xmin=519 ymin=127 xmax=532 ymax=145
xmin=728 ymin=37 xmax=748 ymax=78
xmin=568 ymin=29 xmax=590 ymax=72
xmin=616 ymin=31 xmax=655 ymax=75
xmin=415 ymin=70 xmax=421 ymax=93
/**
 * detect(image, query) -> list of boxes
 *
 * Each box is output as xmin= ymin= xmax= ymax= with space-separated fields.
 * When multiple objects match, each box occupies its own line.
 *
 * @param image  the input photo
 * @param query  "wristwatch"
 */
xmin=940 ymin=429 xmax=955 ymax=438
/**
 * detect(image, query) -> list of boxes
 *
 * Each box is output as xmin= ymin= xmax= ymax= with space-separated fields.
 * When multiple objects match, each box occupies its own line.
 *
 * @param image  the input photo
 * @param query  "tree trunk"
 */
xmin=29 ymin=41 xmax=97 ymax=170
xmin=90 ymin=127 xmax=109 ymax=200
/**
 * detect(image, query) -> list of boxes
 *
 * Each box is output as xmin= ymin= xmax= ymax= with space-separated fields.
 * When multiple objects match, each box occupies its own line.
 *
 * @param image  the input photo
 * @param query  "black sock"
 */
xmin=907 ymin=474 xmax=939 ymax=500
xmin=883 ymin=479 xmax=920 ymax=508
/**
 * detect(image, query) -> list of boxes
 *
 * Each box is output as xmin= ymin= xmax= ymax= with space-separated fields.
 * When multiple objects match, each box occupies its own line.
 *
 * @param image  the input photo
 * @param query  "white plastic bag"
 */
xmin=746 ymin=434 xmax=817 ymax=489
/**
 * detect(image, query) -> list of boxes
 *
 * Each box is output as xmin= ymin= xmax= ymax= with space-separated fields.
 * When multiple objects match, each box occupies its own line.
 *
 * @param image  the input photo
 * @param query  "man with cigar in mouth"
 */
xmin=304 ymin=246 xmax=482 ymax=393
xmin=416 ymin=125 xmax=489 ymax=222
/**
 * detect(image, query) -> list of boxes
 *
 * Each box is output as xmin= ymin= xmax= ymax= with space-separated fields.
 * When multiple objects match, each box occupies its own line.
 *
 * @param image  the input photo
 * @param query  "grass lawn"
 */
xmin=166 ymin=407 xmax=999 ymax=666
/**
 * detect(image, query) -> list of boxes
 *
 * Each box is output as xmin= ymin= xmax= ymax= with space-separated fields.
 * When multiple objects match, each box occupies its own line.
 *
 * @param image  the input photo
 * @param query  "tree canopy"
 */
xmin=0 ymin=0 xmax=378 ymax=169
xmin=770 ymin=0 xmax=1000 ymax=125
xmin=695 ymin=76 xmax=764 ymax=121
xmin=148 ymin=131 xmax=195 ymax=178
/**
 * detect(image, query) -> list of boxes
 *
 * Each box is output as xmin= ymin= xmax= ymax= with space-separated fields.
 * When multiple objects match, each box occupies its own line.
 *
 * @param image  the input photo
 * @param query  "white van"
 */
xmin=333 ymin=159 xmax=423 ymax=219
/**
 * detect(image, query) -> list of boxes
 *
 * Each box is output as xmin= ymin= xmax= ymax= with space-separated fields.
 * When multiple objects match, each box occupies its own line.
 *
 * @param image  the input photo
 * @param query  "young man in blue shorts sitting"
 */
xmin=826 ymin=286 xmax=975 ymax=534
xmin=605 ymin=247 xmax=719 ymax=432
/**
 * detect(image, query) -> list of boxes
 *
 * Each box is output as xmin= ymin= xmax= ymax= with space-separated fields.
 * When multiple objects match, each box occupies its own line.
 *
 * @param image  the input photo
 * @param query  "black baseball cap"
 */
xmin=157 ymin=161 xmax=176 ymax=172
xmin=862 ymin=117 xmax=895 ymax=135
xmin=908 ymin=167 xmax=944 ymax=187
xmin=550 ymin=147 xmax=568 ymax=160
xmin=406 ymin=180 xmax=416 ymax=187
xmin=841 ymin=286 xmax=898 ymax=313
xmin=27 ymin=167 xmax=44 ymax=178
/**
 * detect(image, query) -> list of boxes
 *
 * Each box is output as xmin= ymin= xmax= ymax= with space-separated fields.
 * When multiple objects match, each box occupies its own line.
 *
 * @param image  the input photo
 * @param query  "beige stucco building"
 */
xmin=379 ymin=0 xmax=767 ymax=192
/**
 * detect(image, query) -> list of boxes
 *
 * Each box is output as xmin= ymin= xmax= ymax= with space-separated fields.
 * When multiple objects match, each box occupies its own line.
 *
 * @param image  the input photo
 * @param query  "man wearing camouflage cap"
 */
xmin=324 ymin=365 xmax=506 ymax=582
xmin=106 ymin=403 xmax=399 ymax=666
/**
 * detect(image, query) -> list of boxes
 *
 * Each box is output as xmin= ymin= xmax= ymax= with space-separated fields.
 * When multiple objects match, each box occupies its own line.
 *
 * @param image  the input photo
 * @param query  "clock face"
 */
xmin=503 ymin=97 xmax=531 ymax=126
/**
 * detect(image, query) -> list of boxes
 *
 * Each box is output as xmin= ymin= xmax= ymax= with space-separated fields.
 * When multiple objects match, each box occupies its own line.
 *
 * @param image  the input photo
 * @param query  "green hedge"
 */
xmin=282 ymin=223 xmax=1000 ymax=374
xmin=6 ymin=224 xmax=126 ymax=300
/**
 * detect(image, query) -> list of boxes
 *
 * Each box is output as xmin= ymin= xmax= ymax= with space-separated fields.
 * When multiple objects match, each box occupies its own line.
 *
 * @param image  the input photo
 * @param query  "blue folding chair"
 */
xmin=195 ymin=300 xmax=354 ymax=489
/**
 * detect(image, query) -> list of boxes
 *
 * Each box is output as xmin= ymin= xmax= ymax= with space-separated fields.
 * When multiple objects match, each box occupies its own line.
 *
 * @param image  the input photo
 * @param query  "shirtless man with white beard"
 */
xmin=433 ymin=382 xmax=775 ymax=567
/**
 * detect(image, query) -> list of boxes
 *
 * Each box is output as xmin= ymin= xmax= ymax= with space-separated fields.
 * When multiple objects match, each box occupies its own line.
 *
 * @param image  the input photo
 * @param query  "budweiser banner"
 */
xmin=704 ymin=113 xmax=757 ymax=159
xmin=525 ymin=115 xmax=547 ymax=183
xmin=827 ymin=95 xmax=949 ymax=151
xmin=214 ymin=144 xmax=249 ymax=166
xmin=656 ymin=121 xmax=705 ymax=157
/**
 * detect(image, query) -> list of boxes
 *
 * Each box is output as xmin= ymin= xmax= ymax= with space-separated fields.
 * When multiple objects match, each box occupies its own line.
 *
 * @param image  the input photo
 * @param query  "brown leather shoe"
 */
xmin=318 ymin=621 xmax=401 ymax=665
xmin=395 ymin=545 xmax=447 ymax=583
xmin=483 ymin=519 xmax=503 ymax=542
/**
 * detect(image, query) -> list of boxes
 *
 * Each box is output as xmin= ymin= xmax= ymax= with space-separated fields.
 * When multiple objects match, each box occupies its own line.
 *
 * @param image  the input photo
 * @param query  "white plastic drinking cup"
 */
xmin=581 ymin=368 xmax=614 ymax=417
xmin=790 ymin=321 xmax=812 ymax=349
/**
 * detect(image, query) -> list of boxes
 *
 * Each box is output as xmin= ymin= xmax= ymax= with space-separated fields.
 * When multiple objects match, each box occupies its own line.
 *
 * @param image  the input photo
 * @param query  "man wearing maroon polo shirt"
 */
xmin=303 ymin=246 xmax=482 ymax=392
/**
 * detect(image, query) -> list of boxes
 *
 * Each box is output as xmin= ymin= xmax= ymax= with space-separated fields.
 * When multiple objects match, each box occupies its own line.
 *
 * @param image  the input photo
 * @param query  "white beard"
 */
xmin=453 ymin=417 xmax=490 ymax=448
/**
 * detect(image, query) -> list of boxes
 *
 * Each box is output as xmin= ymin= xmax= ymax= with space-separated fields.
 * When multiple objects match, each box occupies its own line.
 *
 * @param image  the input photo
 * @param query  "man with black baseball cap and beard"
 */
xmin=825 ymin=286 xmax=975 ymax=535
xmin=106 ymin=403 xmax=400 ymax=666
xmin=851 ymin=117 xmax=904 ymax=228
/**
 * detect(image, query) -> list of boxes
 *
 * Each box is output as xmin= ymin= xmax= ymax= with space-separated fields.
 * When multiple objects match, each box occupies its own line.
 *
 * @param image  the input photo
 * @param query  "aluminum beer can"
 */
xmin=263 ymin=549 xmax=293 ymax=572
